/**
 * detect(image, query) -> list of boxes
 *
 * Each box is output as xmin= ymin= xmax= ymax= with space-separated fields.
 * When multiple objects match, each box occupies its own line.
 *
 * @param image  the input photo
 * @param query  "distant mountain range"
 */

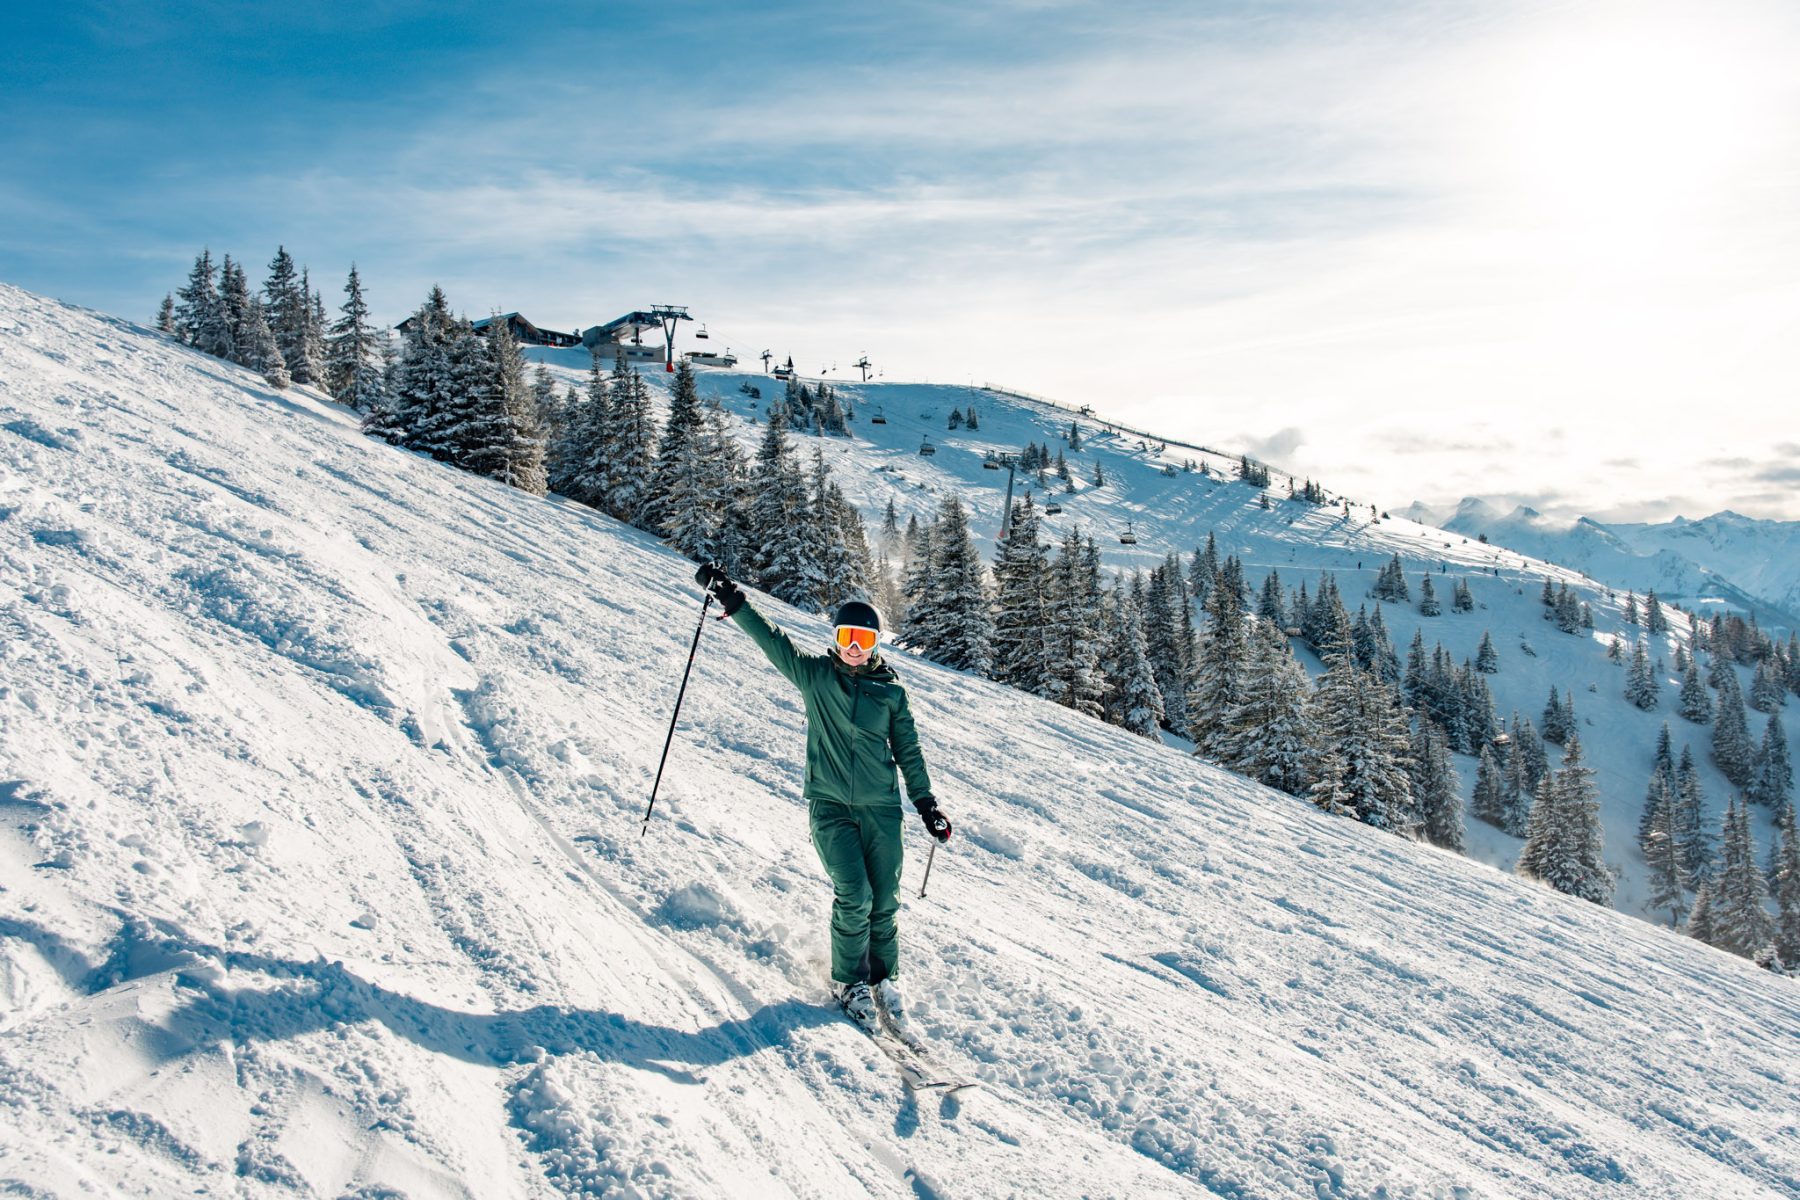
xmin=1401 ymin=499 xmax=1800 ymax=628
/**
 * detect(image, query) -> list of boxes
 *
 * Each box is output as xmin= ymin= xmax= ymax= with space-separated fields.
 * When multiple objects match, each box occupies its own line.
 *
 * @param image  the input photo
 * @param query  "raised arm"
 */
xmin=730 ymin=595 xmax=815 ymax=687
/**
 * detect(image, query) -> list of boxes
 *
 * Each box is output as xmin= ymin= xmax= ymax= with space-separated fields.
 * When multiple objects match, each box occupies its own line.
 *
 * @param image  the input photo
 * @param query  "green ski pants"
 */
xmin=809 ymin=798 xmax=905 ymax=985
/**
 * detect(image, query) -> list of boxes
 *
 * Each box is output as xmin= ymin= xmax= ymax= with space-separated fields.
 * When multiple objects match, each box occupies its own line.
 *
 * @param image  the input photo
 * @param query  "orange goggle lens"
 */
xmin=835 ymin=626 xmax=878 ymax=651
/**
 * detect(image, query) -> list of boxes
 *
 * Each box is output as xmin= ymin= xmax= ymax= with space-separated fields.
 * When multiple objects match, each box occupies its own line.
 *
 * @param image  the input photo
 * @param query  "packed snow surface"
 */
xmin=2 ymin=283 xmax=1797 ymax=1197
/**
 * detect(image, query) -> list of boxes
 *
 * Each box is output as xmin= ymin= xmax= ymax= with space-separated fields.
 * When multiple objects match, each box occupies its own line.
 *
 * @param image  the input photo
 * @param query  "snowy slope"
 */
xmin=527 ymin=352 xmax=1797 ymax=929
xmin=1405 ymin=499 xmax=1799 ymax=629
xmin=3 ymin=284 xmax=1799 ymax=1197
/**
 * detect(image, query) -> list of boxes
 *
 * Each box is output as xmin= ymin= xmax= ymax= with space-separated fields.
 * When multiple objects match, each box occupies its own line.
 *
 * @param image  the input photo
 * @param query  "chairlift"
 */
xmin=1119 ymin=521 xmax=1138 ymax=545
xmin=1044 ymin=502 xmax=1063 ymax=516
xmin=918 ymin=439 xmax=937 ymax=457
xmin=871 ymin=407 xmax=887 ymax=425
xmin=695 ymin=324 xmax=710 ymax=340
xmin=983 ymin=456 xmax=1001 ymax=470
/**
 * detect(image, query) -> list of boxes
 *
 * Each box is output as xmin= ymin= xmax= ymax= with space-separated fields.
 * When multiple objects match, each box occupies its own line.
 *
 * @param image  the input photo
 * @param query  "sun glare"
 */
xmin=1475 ymin=8 xmax=1784 ymax=240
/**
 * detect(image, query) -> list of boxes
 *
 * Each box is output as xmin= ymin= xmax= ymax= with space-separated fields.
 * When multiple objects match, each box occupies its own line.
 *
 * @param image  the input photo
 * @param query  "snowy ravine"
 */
xmin=1 ymin=282 xmax=1796 ymax=1198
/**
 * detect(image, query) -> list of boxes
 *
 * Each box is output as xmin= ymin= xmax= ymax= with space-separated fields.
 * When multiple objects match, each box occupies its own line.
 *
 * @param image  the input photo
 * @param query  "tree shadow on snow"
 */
xmin=1 ymin=915 xmax=835 ymax=1085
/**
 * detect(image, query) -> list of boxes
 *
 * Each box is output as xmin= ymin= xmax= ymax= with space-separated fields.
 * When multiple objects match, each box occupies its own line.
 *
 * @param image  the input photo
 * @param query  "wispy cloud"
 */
xmin=4 ymin=0 xmax=1798 ymax=520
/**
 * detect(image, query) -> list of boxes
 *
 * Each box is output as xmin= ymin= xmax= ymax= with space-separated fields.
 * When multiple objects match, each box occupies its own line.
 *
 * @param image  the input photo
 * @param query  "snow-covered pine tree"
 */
xmin=1750 ymin=660 xmax=1786 ymax=713
xmin=365 ymin=286 xmax=447 ymax=447
xmin=1373 ymin=554 xmax=1410 ymax=603
xmin=1366 ymin=604 xmax=1401 ymax=685
xmin=1679 ymin=659 xmax=1711 ymax=723
xmin=1452 ymin=578 xmax=1474 ymax=612
xmin=1638 ymin=729 xmax=1677 ymax=854
xmin=1412 ymin=721 xmax=1465 ymax=851
xmin=1403 ymin=629 xmax=1428 ymax=706
xmin=226 ymin=257 xmax=288 ymax=388
xmin=1257 ymin=570 xmax=1286 ymax=626
xmin=1501 ymin=717 xmax=1545 ymax=837
xmin=1626 ymin=638 xmax=1659 ymax=710
xmin=1067 ymin=421 xmax=1081 ymax=451
xmin=325 ymin=265 xmax=385 ymax=411
xmin=216 ymin=255 xmax=251 ymax=363
xmin=749 ymin=407 xmax=822 ymax=607
xmin=262 ymin=247 xmax=317 ymax=387
xmin=304 ymin=271 xmax=329 ymax=388
xmin=1187 ymin=570 xmax=1251 ymax=757
xmin=1041 ymin=529 xmax=1105 ymax=715
xmin=963 ymin=404 xmax=979 ymax=431
xmin=1749 ymin=712 xmax=1792 ymax=808
xmin=1712 ymin=668 xmax=1756 ymax=789
xmin=176 ymin=249 xmax=229 ymax=356
xmin=1091 ymin=459 xmax=1105 ymax=488
xmin=1707 ymin=797 xmax=1775 ymax=960
xmin=1642 ymin=772 xmax=1687 ymax=927
xmin=459 ymin=315 xmax=545 ymax=495
xmin=1108 ymin=591 xmax=1164 ymax=739
xmin=991 ymin=496 xmax=1055 ymax=696
xmin=1686 ymin=879 xmax=1717 ymax=947
xmin=156 ymin=293 xmax=175 ymax=334
xmin=1770 ymin=803 xmax=1800 ymax=967
xmin=880 ymin=499 xmax=901 ymax=554
xmin=1144 ymin=557 xmax=1191 ymax=730
xmin=914 ymin=494 xmax=994 ymax=675
xmin=1674 ymin=747 xmax=1712 ymax=887
xmin=1472 ymin=744 xmax=1506 ymax=828
xmin=1623 ymin=592 xmax=1641 ymax=625
xmin=1475 ymin=631 xmax=1500 ymax=674
xmin=530 ymin=364 xmax=560 ymax=446
xmin=603 ymin=357 xmax=657 ymax=528
xmin=1541 ymin=686 xmax=1569 ymax=745
xmin=1304 ymin=573 xmax=1349 ymax=657
xmin=1190 ymin=533 xmax=1219 ymax=608
xmin=1221 ymin=618 xmax=1315 ymax=796
xmin=1645 ymin=590 xmax=1668 ymax=634
xmin=552 ymin=352 xmax=611 ymax=505
xmin=645 ymin=361 xmax=715 ymax=551
xmin=899 ymin=518 xmax=935 ymax=644
xmin=1517 ymin=733 xmax=1612 ymax=904
xmin=1307 ymin=607 xmax=1413 ymax=830
xmin=796 ymin=448 xmax=852 ymax=607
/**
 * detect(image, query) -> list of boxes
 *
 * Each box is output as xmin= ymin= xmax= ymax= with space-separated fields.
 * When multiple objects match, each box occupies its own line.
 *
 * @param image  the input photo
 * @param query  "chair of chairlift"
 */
xmin=1119 ymin=521 xmax=1138 ymax=545
xmin=871 ymin=407 xmax=887 ymax=425
xmin=696 ymin=324 xmax=710 ymax=340
xmin=983 ymin=457 xmax=1000 ymax=470
xmin=1044 ymin=502 xmax=1063 ymax=516
xmin=918 ymin=440 xmax=936 ymax=457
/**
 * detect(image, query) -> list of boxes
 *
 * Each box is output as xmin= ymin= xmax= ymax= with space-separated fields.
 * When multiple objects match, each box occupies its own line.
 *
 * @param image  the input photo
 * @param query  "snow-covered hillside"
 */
xmin=519 ymin=347 xmax=1796 ymax=930
xmin=1405 ymin=498 xmax=1800 ymax=628
xmin=3 ymin=284 xmax=1799 ymax=1197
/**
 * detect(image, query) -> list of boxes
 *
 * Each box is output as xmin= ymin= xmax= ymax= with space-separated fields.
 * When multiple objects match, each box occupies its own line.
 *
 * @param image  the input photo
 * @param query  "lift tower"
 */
xmin=854 ymin=355 xmax=873 ymax=382
xmin=649 ymin=305 xmax=693 ymax=372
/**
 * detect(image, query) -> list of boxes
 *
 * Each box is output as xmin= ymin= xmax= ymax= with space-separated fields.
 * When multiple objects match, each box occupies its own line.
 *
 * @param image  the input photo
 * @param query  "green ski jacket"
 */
xmin=732 ymin=599 xmax=934 ymax=809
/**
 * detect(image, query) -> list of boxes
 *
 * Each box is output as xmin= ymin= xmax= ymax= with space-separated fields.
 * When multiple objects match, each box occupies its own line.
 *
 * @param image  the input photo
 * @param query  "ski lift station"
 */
xmin=579 ymin=308 xmax=738 ymax=369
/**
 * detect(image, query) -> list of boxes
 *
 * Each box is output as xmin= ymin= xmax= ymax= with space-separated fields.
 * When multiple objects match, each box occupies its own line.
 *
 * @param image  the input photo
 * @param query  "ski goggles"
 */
xmin=835 ymin=626 xmax=879 ymax=651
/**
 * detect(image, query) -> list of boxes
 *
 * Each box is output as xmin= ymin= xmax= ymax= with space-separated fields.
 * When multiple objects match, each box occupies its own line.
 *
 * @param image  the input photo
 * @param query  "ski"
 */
xmin=835 ymin=994 xmax=977 ymax=1093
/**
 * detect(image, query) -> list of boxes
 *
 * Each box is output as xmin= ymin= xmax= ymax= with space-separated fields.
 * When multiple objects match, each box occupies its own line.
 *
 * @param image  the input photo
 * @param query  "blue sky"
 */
xmin=5 ymin=0 xmax=1798 ymax=521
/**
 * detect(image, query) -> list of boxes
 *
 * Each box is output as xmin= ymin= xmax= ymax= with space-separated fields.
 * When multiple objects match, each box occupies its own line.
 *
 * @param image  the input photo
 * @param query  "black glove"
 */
xmin=914 ymin=798 xmax=952 ymax=843
xmin=694 ymin=562 xmax=744 ymax=616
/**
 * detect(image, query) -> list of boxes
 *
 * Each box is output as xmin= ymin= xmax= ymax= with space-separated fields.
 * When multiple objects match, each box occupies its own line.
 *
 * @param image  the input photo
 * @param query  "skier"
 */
xmin=694 ymin=562 xmax=953 ymax=1036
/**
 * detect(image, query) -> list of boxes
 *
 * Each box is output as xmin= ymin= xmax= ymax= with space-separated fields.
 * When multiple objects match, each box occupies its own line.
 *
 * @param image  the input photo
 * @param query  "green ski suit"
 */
xmin=731 ymin=598 xmax=935 ymax=985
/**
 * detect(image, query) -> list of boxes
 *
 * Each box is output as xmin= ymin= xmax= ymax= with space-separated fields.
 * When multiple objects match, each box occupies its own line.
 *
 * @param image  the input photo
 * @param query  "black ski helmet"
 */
xmin=832 ymin=600 xmax=882 ymax=632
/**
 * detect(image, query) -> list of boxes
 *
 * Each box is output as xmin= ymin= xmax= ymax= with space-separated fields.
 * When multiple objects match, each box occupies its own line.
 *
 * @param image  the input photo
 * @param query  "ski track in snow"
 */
xmin=0 ymin=283 xmax=1796 ymax=1197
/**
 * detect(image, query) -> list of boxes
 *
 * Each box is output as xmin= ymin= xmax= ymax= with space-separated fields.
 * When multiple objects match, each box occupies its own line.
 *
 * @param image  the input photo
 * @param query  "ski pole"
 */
xmin=918 ymin=839 xmax=938 ymax=899
xmin=641 ymin=590 xmax=713 ymax=836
